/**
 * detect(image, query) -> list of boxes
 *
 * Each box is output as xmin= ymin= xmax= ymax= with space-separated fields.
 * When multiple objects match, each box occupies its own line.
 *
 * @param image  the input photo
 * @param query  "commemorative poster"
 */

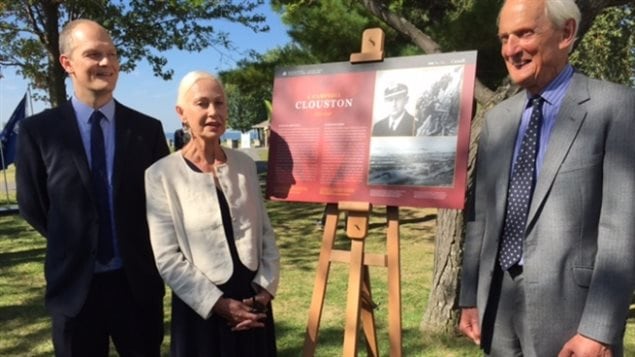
xmin=266 ymin=51 xmax=476 ymax=209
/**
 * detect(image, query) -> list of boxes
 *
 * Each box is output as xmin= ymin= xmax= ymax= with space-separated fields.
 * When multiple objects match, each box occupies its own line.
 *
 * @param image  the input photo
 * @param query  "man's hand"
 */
xmin=459 ymin=307 xmax=481 ymax=345
xmin=558 ymin=333 xmax=612 ymax=357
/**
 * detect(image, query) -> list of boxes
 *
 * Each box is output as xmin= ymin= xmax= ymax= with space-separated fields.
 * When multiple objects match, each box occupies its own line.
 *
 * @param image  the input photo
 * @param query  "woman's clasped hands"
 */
xmin=212 ymin=291 xmax=272 ymax=331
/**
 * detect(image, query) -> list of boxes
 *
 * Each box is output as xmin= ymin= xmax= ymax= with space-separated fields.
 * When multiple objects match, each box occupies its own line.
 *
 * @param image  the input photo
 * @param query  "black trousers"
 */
xmin=51 ymin=270 xmax=164 ymax=357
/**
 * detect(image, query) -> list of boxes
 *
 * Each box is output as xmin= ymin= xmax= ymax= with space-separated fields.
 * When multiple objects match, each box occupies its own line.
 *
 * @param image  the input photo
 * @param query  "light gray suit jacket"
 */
xmin=459 ymin=72 xmax=635 ymax=356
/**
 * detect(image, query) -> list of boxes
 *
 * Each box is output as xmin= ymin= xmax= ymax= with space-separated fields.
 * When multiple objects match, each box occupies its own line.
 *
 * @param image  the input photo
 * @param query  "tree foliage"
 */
xmin=220 ymin=0 xmax=633 ymax=141
xmin=220 ymin=0 xmax=421 ymax=131
xmin=272 ymin=0 xmax=422 ymax=61
xmin=571 ymin=5 xmax=634 ymax=85
xmin=222 ymin=0 xmax=433 ymax=131
xmin=0 ymin=0 xmax=269 ymax=106
xmin=220 ymin=44 xmax=316 ymax=131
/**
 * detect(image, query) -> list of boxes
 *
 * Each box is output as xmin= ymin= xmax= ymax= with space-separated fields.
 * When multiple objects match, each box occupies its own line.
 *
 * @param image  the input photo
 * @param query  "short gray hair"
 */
xmin=497 ymin=0 xmax=581 ymax=52
xmin=176 ymin=70 xmax=224 ymax=106
xmin=545 ymin=0 xmax=581 ymax=45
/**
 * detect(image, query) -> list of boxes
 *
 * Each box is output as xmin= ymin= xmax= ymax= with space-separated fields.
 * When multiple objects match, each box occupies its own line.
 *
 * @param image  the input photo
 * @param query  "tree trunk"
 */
xmin=421 ymin=80 xmax=517 ymax=333
xmin=46 ymin=56 xmax=67 ymax=107
xmin=41 ymin=1 xmax=67 ymax=107
xmin=420 ymin=208 xmax=464 ymax=334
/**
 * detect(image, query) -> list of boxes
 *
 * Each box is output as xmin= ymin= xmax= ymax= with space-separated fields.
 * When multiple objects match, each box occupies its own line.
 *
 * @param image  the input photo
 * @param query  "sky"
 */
xmin=0 ymin=3 xmax=291 ymax=134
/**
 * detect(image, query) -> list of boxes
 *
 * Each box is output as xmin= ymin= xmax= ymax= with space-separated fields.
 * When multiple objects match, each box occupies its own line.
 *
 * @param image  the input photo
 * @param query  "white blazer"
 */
xmin=145 ymin=148 xmax=280 ymax=318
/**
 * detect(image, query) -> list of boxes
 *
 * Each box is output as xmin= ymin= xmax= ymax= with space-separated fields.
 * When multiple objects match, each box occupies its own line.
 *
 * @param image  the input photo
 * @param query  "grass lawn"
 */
xmin=1 ymin=199 xmax=633 ymax=356
xmin=0 ymin=164 xmax=16 ymax=205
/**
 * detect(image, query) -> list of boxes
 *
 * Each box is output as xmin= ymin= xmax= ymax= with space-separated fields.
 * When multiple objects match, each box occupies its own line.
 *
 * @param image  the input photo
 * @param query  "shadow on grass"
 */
xmin=0 ymin=214 xmax=37 ymax=236
xmin=0 ymin=327 xmax=52 ymax=357
xmin=0 ymin=247 xmax=46 ymax=269
xmin=271 ymin=201 xmax=437 ymax=273
xmin=368 ymin=212 xmax=437 ymax=231
xmin=0 ymin=216 xmax=51 ymax=355
xmin=275 ymin=323 xmax=360 ymax=356
xmin=0 ymin=297 xmax=50 ymax=356
xmin=275 ymin=321 xmax=478 ymax=356
xmin=269 ymin=202 xmax=329 ymax=272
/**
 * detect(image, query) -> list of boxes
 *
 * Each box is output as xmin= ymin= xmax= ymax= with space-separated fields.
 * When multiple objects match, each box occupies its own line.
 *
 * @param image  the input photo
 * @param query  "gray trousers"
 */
xmin=486 ymin=266 xmax=538 ymax=357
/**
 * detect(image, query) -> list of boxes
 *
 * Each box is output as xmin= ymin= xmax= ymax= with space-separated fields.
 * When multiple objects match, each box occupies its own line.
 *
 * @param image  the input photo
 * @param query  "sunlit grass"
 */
xmin=0 ymin=164 xmax=16 ymax=204
xmin=1 ymin=200 xmax=633 ymax=356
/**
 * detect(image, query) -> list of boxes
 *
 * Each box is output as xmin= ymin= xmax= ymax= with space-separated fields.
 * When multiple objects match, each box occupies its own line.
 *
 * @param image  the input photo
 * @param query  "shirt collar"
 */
xmin=527 ymin=64 xmax=574 ymax=106
xmin=71 ymin=96 xmax=116 ymax=124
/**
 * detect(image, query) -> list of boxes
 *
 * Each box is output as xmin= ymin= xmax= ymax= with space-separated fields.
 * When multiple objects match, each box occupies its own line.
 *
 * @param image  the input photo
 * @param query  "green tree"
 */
xmin=0 ymin=0 xmax=269 ymax=106
xmin=571 ymin=5 xmax=634 ymax=85
xmin=231 ymin=0 xmax=634 ymax=337
xmin=220 ymin=44 xmax=315 ymax=132
xmin=273 ymin=0 xmax=423 ymax=61
xmin=224 ymin=82 xmax=269 ymax=133
xmin=221 ymin=0 xmax=428 ymax=132
xmin=221 ymin=0 xmax=512 ymax=131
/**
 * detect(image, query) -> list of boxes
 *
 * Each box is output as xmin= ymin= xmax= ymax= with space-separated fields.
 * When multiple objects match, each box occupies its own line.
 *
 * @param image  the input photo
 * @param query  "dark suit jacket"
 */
xmin=16 ymin=100 xmax=170 ymax=317
xmin=459 ymin=73 xmax=635 ymax=355
xmin=372 ymin=112 xmax=416 ymax=136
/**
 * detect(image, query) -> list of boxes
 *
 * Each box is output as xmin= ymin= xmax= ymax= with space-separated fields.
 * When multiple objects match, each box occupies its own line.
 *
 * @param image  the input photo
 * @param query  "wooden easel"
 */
xmin=302 ymin=29 xmax=403 ymax=357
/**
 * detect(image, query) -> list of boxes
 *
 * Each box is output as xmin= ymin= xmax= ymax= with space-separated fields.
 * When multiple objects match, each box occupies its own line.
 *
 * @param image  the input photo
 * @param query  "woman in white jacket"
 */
xmin=145 ymin=70 xmax=279 ymax=356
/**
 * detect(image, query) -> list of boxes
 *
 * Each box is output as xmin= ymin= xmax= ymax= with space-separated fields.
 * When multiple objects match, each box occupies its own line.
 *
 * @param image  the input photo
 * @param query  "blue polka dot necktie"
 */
xmin=499 ymin=96 xmax=544 ymax=271
xmin=90 ymin=111 xmax=114 ymax=264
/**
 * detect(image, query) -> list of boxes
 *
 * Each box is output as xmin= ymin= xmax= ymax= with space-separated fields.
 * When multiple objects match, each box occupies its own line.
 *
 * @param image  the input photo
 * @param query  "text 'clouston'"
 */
xmin=295 ymin=98 xmax=354 ymax=110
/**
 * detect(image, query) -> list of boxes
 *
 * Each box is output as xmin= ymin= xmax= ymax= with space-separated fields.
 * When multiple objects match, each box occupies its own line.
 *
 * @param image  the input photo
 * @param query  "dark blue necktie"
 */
xmin=90 ymin=111 xmax=114 ymax=264
xmin=499 ymin=96 xmax=544 ymax=271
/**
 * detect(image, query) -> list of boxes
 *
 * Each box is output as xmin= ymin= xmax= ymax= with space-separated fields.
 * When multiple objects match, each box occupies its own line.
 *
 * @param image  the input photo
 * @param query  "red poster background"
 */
xmin=266 ymin=52 xmax=476 ymax=209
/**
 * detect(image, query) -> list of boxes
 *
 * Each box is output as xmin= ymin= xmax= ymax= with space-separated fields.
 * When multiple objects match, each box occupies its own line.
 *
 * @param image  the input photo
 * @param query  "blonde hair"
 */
xmin=176 ymin=70 xmax=224 ymax=106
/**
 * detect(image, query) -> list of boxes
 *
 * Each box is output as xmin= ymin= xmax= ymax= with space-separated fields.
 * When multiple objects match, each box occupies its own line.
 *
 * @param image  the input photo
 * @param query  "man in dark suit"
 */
xmin=458 ymin=0 xmax=635 ymax=356
xmin=16 ymin=19 xmax=169 ymax=356
xmin=372 ymin=83 xmax=416 ymax=136
xmin=173 ymin=128 xmax=186 ymax=150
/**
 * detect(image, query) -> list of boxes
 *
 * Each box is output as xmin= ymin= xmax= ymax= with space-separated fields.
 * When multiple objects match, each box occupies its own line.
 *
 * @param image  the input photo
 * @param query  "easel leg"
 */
xmin=360 ymin=266 xmax=379 ymax=356
xmin=343 ymin=237 xmax=364 ymax=356
xmin=302 ymin=204 xmax=339 ymax=357
xmin=386 ymin=206 xmax=402 ymax=357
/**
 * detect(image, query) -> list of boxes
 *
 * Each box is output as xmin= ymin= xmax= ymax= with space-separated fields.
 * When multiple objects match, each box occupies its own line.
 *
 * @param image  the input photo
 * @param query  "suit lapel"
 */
xmin=527 ymin=74 xmax=589 ymax=225
xmin=490 ymin=93 xmax=526 ymax=227
xmin=60 ymin=102 xmax=96 ymax=200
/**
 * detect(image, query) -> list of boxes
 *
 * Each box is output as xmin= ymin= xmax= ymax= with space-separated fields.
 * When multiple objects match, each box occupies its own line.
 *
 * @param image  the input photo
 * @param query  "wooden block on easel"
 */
xmin=350 ymin=28 xmax=385 ymax=64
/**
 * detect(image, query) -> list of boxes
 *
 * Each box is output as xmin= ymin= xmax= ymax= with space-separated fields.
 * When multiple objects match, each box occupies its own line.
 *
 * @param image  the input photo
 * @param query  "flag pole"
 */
xmin=27 ymin=84 xmax=33 ymax=116
xmin=0 ymin=144 xmax=8 ymax=204
xmin=0 ymin=66 xmax=9 ymax=204
xmin=0 ymin=75 xmax=28 ymax=206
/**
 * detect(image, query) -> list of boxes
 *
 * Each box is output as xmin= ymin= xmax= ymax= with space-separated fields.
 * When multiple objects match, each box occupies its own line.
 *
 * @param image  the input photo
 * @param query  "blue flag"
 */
xmin=1 ymin=94 xmax=27 ymax=170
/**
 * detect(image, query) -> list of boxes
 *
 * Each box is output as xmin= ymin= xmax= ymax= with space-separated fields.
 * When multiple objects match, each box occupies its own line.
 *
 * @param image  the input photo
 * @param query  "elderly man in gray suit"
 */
xmin=458 ymin=0 xmax=635 ymax=356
